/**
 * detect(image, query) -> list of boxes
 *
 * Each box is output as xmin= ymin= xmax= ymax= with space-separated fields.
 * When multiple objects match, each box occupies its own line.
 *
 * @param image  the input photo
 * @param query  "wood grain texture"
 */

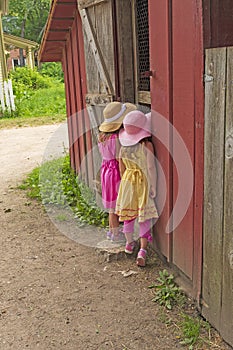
xmin=220 ymin=46 xmax=233 ymax=345
xmin=80 ymin=7 xmax=114 ymax=95
xmin=78 ymin=0 xmax=108 ymax=10
xmin=202 ymin=47 xmax=227 ymax=330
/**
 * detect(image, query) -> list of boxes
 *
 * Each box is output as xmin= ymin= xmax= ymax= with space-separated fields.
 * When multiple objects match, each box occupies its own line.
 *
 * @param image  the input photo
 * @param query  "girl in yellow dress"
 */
xmin=116 ymin=110 xmax=158 ymax=266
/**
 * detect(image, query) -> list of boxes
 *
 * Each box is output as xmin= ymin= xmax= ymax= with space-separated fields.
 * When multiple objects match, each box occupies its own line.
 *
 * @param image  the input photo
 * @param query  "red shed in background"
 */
xmin=39 ymin=0 xmax=233 ymax=346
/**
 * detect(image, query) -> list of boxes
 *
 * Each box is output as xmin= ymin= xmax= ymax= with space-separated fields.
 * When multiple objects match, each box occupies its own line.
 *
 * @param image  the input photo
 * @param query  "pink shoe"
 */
xmin=106 ymin=231 xmax=112 ymax=240
xmin=136 ymin=249 xmax=147 ymax=267
xmin=111 ymin=231 xmax=126 ymax=243
xmin=125 ymin=241 xmax=136 ymax=254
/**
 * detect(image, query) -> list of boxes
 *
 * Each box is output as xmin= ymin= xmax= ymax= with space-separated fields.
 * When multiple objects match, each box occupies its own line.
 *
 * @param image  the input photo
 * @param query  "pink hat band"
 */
xmin=124 ymin=124 xmax=142 ymax=135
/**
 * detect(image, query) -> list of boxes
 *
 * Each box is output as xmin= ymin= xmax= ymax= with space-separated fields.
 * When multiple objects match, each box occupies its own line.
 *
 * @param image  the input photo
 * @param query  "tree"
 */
xmin=2 ymin=0 xmax=51 ymax=43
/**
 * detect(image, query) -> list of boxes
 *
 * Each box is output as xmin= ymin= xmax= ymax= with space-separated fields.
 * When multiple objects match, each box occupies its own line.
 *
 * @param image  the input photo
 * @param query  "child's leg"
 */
xmin=123 ymin=219 xmax=135 ymax=243
xmin=123 ymin=219 xmax=136 ymax=254
xmin=109 ymin=211 xmax=119 ymax=231
xmin=106 ymin=210 xmax=118 ymax=239
xmin=136 ymin=219 xmax=152 ymax=266
xmin=109 ymin=212 xmax=125 ymax=242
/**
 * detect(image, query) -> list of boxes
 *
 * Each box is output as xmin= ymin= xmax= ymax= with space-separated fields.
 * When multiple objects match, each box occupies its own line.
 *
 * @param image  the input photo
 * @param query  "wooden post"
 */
xmin=220 ymin=46 xmax=233 ymax=346
xmin=27 ymin=47 xmax=34 ymax=69
xmin=202 ymin=47 xmax=227 ymax=331
xmin=0 ymin=80 xmax=5 ymax=111
xmin=0 ymin=12 xmax=7 ymax=82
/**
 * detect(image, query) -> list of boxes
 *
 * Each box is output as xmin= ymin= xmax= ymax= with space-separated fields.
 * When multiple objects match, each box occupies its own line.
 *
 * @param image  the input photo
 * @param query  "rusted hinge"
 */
xmin=140 ymin=70 xmax=154 ymax=78
xmin=204 ymin=74 xmax=213 ymax=83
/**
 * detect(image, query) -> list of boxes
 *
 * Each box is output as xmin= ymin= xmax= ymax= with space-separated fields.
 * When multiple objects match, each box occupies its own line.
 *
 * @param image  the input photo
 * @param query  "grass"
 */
xmin=179 ymin=314 xmax=202 ymax=348
xmin=0 ymin=114 xmax=66 ymax=129
xmin=149 ymin=269 xmax=184 ymax=310
xmin=148 ymin=269 xmax=223 ymax=349
xmin=17 ymin=84 xmax=66 ymax=118
xmin=19 ymin=155 xmax=108 ymax=228
xmin=0 ymin=83 xmax=66 ymax=129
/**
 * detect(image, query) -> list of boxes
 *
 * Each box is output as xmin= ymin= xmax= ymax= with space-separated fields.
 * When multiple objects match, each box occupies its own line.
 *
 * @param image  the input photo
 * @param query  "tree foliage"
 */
xmin=2 ymin=0 xmax=51 ymax=43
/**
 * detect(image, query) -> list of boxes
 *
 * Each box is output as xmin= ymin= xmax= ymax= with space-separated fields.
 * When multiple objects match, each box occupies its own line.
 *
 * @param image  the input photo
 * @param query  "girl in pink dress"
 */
xmin=98 ymin=102 xmax=136 ymax=241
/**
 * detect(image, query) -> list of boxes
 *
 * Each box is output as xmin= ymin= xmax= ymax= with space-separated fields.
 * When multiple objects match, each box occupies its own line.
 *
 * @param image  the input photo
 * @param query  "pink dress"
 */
xmin=98 ymin=134 xmax=121 ymax=210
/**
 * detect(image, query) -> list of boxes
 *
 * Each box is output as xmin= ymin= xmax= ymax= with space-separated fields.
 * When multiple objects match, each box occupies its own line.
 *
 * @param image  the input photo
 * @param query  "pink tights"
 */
xmin=123 ymin=219 xmax=152 ymax=242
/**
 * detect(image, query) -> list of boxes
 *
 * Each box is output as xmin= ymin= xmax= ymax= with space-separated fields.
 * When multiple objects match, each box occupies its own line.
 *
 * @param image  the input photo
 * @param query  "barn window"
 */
xmin=132 ymin=0 xmax=151 ymax=105
xmin=136 ymin=0 xmax=150 ymax=92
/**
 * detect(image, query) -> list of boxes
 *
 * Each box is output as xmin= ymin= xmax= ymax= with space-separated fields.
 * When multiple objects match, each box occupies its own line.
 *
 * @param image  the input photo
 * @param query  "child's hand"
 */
xmin=150 ymin=185 xmax=156 ymax=198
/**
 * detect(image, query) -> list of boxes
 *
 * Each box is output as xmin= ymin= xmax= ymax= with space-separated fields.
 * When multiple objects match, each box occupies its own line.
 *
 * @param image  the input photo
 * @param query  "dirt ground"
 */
xmin=0 ymin=124 xmax=231 ymax=350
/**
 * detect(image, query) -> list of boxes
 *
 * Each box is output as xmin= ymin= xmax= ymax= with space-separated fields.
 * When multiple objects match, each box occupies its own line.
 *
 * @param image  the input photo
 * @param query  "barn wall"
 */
xmin=149 ymin=0 xmax=204 ymax=297
xmin=203 ymin=0 xmax=233 ymax=48
xmin=203 ymin=46 xmax=233 ymax=348
xmin=171 ymin=0 xmax=204 ymax=286
xmin=62 ymin=9 xmax=94 ymax=184
xmin=149 ymin=0 xmax=173 ymax=261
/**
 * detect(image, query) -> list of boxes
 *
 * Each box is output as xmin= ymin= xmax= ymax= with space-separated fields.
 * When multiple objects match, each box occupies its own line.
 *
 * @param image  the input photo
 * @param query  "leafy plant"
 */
xmin=179 ymin=314 xmax=201 ymax=349
xmin=0 ymin=106 xmax=17 ymax=118
xmin=148 ymin=269 xmax=181 ymax=309
xmin=38 ymin=62 xmax=64 ymax=82
xmin=17 ymin=84 xmax=66 ymax=118
xmin=10 ymin=67 xmax=52 ymax=90
xmin=1 ymin=67 xmax=66 ymax=120
xmin=19 ymin=155 xmax=108 ymax=228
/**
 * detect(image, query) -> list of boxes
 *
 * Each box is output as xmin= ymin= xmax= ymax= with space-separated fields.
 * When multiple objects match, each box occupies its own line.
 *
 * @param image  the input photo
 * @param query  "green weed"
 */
xmin=148 ymin=270 xmax=216 ymax=349
xmin=179 ymin=314 xmax=201 ymax=348
xmin=149 ymin=269 xmax=182 ymax=310
xmin=55 ymin=214 xmax=68 ymax=221
xmin=0 ymin=67 xmax=66 ymax=123
xmin=18 ymin=84 xmax=66 ymax=118
xmin=20 ymin=155 xmax=108 ymax=228
xmin=178 ymin=313 xmax=212 ymax=349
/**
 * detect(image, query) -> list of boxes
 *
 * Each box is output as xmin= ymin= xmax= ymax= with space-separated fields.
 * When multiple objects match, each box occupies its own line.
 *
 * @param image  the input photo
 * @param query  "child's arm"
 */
xmin=118 ymin=147 xmax=126 ymax=177
xmin=115 ymin=136 xmax=121 ymax=162
xmin=145 ymin=141 xmax=157 ymax=198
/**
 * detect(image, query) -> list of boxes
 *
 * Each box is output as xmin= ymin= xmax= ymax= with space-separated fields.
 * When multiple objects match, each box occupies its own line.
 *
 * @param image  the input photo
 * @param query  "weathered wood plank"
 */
xmin=79 ymin=7 xmax=114 ymax=95
xmin=87 ymin=104 xmax=104 ymax=206
xmin=202 ymin=47 xmax=226 ymax=330
xmin=220 ymin=46 xmax=233 ymax=346
xmin=85 ymin=93 xmax=113 ymax=106
xmin=78 ymin=0 xmax=108 ymax=10
xmin=82 ymin=6 xmax=100 ymax=94
xmin=94 ymin=0 xmax=115 ymax=96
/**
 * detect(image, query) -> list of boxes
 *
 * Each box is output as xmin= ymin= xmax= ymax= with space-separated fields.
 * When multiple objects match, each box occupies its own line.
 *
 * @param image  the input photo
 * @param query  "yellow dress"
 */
xmin=116 ymin=143 xmax=158 ymax=222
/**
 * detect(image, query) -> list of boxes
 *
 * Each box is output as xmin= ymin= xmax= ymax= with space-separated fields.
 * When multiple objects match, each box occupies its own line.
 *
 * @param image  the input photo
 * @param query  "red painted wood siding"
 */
xmin=61 ymin=10 xmax=94 ymax=184
xmin=149 ymin=0 xmax=173 ymax=261
xmin=149 ymin=0 xmax=204 ymax=295
xmin=172 ymin=0 xmax=196 ymax=279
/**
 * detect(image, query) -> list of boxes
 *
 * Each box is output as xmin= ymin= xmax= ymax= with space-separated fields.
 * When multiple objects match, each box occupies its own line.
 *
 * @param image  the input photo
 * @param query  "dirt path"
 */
xmin=0 ymin=124 xmax=231 ymax=350
xmin=0 ymin=123 xmax=68 ymax=187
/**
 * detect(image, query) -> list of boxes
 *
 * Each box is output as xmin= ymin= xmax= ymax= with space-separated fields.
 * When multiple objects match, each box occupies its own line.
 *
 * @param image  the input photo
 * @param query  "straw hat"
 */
xmin=99 ymin=102 xmax=137 ymax=132
xmin=119 ymin=111 xmax=151 ymax=146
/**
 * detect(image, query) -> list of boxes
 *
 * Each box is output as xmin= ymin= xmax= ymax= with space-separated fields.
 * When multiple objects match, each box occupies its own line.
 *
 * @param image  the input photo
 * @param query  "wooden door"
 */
xmin=149 ymin=0 xmax=204 ymax=299
xmin=78 ymin=0 xmax=135 ymax=188
xmin=202 ymin=47 xmax=233 ymax=348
